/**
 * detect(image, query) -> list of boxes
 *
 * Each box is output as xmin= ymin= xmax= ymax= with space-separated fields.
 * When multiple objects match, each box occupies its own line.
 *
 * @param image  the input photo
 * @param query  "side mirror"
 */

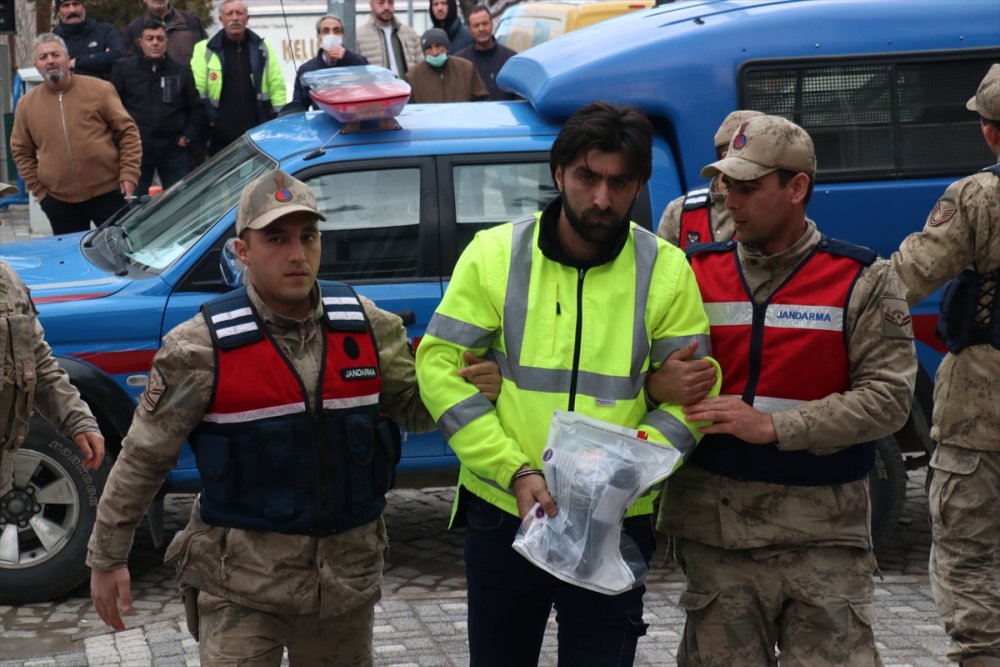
xmin=220 ymin=237 xmax=244 ymax=289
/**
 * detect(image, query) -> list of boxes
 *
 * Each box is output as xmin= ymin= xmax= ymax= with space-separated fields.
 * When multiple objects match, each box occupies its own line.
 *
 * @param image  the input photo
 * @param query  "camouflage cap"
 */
xmin=236 ymin=169 xmax=325 ymax=235
xmin=701 ymin=114 xmax=816 ymax=180
xmin=713 ymin=110 xmax=765 ymax=149
xmin=0 ymin=182 xmax=16 ymax=196
xmin=966 ymin=63 xmax=1000 ymax=121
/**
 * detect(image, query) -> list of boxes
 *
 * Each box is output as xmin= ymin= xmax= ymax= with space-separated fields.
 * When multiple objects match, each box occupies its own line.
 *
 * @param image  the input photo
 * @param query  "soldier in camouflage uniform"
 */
xmin=87 ymin=170 xmax=499 ymax=666
xmin=1 ymin=244 xmax=105 ymax=501
xmin=647 ymin=115 xmax=917 ymax=666
xmin=890 ymin=63 xmax=1000 ymax=667
xmin=656 ymin=110 xmax=763 ymax=248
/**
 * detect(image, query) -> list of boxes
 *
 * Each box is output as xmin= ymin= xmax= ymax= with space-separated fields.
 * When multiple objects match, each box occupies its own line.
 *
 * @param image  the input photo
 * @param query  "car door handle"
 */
xmin=392 ymin=310 xmax=416 ymax=326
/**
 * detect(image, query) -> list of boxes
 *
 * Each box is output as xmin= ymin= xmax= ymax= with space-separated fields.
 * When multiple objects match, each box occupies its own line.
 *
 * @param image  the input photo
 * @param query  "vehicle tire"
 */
xmin=0 ymin=417 xmax=108 ymax=604
xmin=870 ymin=435 xmax=907 ymax=556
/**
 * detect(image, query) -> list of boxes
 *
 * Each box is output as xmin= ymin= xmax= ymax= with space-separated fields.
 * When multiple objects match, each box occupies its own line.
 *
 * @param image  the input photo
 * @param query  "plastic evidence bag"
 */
xmin=512 ymin=410 xmax=683 ymax=595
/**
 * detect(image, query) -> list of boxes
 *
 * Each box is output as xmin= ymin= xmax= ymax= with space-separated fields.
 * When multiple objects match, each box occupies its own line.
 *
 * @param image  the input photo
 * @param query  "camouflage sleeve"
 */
xmin=361 ymin=297 xmax=436 ymax=434
xmin=2 ymin=262 xmax=98 ymax=438
xmin=656 ymin=195 xmax=684 ymax=246
xmin=771 ymin=260 xmax=917 ymax=452
xmin=890 ymin=175 xmax=994 ymax=305
xmin=86 ymin=317 xmax=214 ymax=570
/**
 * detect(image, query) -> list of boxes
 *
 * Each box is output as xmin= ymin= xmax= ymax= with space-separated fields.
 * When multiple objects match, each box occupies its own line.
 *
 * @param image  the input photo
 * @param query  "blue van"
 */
xmin=1 ymin=0 xmax=997 ymax=602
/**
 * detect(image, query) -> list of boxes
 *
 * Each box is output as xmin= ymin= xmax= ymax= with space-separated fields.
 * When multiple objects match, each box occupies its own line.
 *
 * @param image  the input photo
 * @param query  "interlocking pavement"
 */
xmin=0 ymin=471 xmax=951 ymax=666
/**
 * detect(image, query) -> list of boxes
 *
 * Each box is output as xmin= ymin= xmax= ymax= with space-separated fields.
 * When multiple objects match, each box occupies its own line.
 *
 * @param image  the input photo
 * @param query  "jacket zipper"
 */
xmin=57 ymin=93 xmax=76 ymax=199
xmin=567 ymin=268 xmax=586 ymax=411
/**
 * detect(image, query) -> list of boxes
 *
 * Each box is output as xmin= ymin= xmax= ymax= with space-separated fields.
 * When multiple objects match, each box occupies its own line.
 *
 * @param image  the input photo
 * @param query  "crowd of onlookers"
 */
xmin=10 ymin=0 xmax=517 ymax=234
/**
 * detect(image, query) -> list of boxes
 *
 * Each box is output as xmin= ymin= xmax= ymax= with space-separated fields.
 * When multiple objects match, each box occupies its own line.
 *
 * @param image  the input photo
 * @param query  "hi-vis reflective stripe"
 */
xmin=204 ymin=401 xmax=306 ymax=424
xmin=750 ymin=395 xmax=806 ymax=414
xmin=323 ymin=295 xmax=365 ymax=322
xmin=438 ymin=393 xmax=494 ymax=440
xmin=703 ymin=302 xmax=754 ymax=326
xmin=426 ymin=312 xmax=494 ymax=349
xmin=704 ymin=302 xmax=843 ymax=332
xmin=651 ymin=334 xmax=713 ymax=362
xmin=684 ymin=187 xmax=711 ymax=206
xmin=644 ymin=410 xmax=696 ymax=459
xmin=210 ymin=307 xmax=259 ymax=340
xmin=204 ymin=394 xmax=381 ymax=424
xmin=501 ymin=218 xmax=658 ymax=399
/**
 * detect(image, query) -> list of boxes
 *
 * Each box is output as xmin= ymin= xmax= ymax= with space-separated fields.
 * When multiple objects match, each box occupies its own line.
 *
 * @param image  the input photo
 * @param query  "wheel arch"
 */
xmin=57 ymin=355 xmax=137 ymax=457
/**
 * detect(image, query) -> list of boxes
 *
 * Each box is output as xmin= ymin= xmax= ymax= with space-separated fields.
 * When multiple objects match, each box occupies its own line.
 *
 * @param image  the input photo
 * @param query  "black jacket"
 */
xmin=110 ymin=54 xmax=205 ymax=155
xmin=292 ymin=49 xmax=369 ymax=109
xmin=54 ymin=18 xmax=125 ymax=80
xmin=123 ymin=7 xmax=206 ymax=66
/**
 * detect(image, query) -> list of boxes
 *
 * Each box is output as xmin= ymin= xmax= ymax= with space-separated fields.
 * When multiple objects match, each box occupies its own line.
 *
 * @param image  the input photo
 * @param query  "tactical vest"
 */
xmin=936 ymin=163 xmax=1000 ymax=353
xmin=678 ymin=186 xmax=713 ymax=249
xmin=689 ymin=238 xmax=877 ymax=485
xmin=190 ymin=282 xmax=400 ymax=535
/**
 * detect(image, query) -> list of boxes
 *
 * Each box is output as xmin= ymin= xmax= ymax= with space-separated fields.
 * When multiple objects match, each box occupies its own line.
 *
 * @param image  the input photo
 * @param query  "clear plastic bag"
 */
xmin=512 ymin=410 xmax=682 ymax=595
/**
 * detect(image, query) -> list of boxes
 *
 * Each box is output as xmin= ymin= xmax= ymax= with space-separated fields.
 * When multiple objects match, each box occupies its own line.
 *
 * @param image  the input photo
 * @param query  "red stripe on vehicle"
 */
xmin=911 ymin=314 xmax=946 ymax=353
xmin=71 ymin=350 xmax=158 ymax=374
xmin=32 ymin=292 xmax=113 ymax=304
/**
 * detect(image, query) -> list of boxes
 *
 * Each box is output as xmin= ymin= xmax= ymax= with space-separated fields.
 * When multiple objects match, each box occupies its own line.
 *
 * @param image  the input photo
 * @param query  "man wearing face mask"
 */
xmin=291 ymin=15 xmax=369 ymax=111
xmin=405 ymin=28 xmax=487 ymax=104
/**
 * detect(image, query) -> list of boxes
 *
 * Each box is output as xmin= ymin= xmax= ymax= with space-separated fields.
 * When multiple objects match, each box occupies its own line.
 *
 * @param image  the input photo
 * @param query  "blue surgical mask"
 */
xmin=425 ymin=52 xmax=448 ymax=68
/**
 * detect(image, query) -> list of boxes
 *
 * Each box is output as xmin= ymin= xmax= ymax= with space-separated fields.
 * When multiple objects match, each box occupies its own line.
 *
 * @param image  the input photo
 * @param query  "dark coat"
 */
xmin=292 ymin=49 xmax=370 ymax=109
xmin=123 ymin=7 xmax=207 ymax=66
xmin=54 ymin=18 xmax=125 ymax=80
xmin=431 ymin=0 xmax=473 ymax=53
xmin=454 ymin=41 xmax=519 ymax=101
xmin=111 ymin=54 xmax=205 ymax=155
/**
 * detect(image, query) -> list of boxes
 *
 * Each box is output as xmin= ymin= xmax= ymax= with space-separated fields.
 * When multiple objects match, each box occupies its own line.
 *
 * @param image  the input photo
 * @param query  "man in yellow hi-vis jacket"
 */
xmin=416 ymin=101 xmax=721 ymax=667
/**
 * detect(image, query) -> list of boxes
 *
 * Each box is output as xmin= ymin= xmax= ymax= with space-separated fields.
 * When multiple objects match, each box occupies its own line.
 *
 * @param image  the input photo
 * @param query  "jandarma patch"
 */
xmin=341 ymin=366 xmax=377 ymax=381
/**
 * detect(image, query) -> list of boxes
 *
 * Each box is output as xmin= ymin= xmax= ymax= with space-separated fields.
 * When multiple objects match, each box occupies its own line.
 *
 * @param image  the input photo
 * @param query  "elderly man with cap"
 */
xmin=87 ymin=170 xmax=500 ymax=665
xmin=405 ymin=27 xmax=488 ymax=103
xmin=52 ymin=0 xmax=125 ymax=80
xmin=657 ymin=110 xmax=764 ymax=250
xmin=891 ymin=64 xmax=1000 ymax=667
xmin=647 ymin=114 xmax=917 ymax=665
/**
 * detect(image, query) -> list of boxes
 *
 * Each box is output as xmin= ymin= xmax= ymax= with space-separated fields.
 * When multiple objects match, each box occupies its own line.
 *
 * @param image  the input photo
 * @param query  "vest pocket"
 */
xmin=257 ymin=421 xmax=301 ymax=520
xmin=343 ymin=413 xmax=398 ymax=516
xmin=195 ymin=434 xmax=235 ymax=504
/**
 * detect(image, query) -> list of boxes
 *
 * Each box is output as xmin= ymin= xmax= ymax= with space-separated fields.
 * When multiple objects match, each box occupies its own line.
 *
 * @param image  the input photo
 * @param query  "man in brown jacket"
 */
xmin=11 ymin=34 xmax=141 ymax=235
xmin=405 ymin=28 xmax=488 ymax=104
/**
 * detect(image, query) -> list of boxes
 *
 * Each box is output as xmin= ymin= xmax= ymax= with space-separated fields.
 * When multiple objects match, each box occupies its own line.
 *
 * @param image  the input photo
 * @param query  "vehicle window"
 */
xmin=453 ymin=162 xmax=557 ymax=250
xmin=122 ymin=138 xmax=276 ymax=272
xmin=742 ymin=56 xmax=997 ymax=180
xmin=306 ymin=167 xmax=421 ymax=281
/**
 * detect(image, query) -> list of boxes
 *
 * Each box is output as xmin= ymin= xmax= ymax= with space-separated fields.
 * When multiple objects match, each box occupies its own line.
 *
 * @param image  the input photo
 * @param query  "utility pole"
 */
xmin=329 ymin=0 xmax=357 ymax=51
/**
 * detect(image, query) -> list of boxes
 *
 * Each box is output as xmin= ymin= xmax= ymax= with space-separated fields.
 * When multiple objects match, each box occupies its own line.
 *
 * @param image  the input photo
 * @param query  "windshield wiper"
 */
xmin=102 ymin=220 xmax=135 ymax=276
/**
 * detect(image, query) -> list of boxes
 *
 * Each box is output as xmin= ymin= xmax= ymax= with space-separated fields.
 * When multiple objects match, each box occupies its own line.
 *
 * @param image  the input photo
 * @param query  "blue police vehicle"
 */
xmin=1 ymin=0 xmax=996 ymax=602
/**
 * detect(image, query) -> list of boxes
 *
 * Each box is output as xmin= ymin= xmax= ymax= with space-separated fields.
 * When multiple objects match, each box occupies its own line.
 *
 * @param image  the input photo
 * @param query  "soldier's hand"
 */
xmin=683 ymin=396 xmax=777 ymax=444
xmin=457 ymin=351 xmax=501 ymax=401
xmin=91 ymin=567 xmax=133 ymax=631
xmin=646 ymin=341 xmax=717 ymax=406
xmin=73 ymin=431 xmax=105 ymax=471
xmin=512 ymin=470 xmax=557 ymax=519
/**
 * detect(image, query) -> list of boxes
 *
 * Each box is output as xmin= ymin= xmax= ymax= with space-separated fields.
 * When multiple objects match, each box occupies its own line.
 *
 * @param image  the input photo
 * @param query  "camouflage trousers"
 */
xmin=928 ymin=444 xmax=1000 ymax=664
xmin=195 ymin=590 xmax=375 ymax=666
xmin=671 ymin=538 xmax=882 ymax=667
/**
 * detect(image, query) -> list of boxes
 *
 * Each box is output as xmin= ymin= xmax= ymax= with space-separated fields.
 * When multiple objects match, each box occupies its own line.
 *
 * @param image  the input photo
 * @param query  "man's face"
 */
xmin=234 ymin=213 xmax=322 ymax=320
xmin=469 ymin=11 xmax=494 ymax=47
xmin=370 ymin=0 xmax=395 ymax=24
xmin=424 ymin=42 xmax=446 ymax=57
xmin=220 ymin=1 xmax=249 ymax=41
xmin=57 ymin=1 xmax=85 ymax=25
xmin=431 ymin=0 xmax=448 ymax=21
xmin=34 ymin=42 xmax=70 ymax=84
xmin=144 ymin=0 xmax=170 ymax=16
xmin=722 ymin=170 xmax=807 ymax=254
xmin=140 ymin=28 xmax=168 ymax=60
xmin=318 ymin=17 xmax=344 ymax=38
xmin=555 ymin=149 xmax=640 ymax=249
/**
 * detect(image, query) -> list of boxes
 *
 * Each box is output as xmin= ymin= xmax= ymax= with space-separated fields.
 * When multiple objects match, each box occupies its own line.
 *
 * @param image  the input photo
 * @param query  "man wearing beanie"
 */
xmin=430 ymin=0 xmax=472 ymax=53
xmin=52 ymin=0 xmax=124 ymax=80
xmin=656 ymin=109 xmax=764 ymax=249
xmin=405 ymin=27 xmax=487 ymax=103
xmin=891 ymin=63 xmax=1000 ymax=667
xmin=648 ymin=114 xmax=917 ymax=665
